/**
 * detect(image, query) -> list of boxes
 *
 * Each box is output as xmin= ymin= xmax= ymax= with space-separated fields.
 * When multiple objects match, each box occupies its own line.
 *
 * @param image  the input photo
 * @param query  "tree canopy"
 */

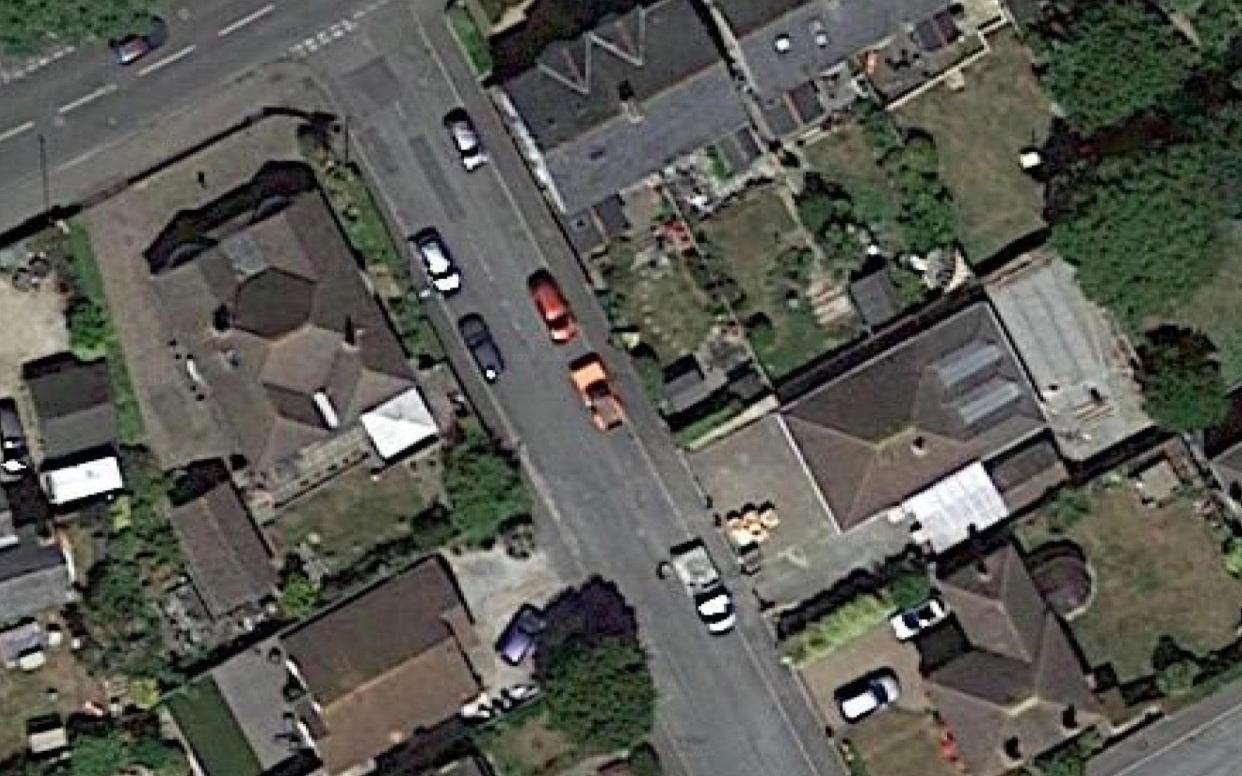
xmin=443 ymin=423 xmax=529 ymax=545
xmin=1051 ymin=145 xmax=1226 ymax=325
xmin=0 ymin=0 xmax=158 ymax=54
xmin=1040 ymin=1 xmax=1199 ymax=133
xmin=541 ymin=637 xmax=657 ymax=752
xmin=1137 ymin=327 xmax=1228 ymax=432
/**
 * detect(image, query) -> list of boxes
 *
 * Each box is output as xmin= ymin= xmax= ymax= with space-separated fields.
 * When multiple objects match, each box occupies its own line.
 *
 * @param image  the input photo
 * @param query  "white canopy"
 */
xmin=903 ymin=461 xmax=1008 ymax=554
xmin=42 ymin=456 xmax=124 ymax=505
xmin=360 ymin=387 xmax=438 ymax=461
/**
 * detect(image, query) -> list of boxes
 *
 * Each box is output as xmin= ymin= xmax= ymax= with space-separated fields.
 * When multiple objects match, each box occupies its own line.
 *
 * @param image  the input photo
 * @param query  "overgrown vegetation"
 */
xmin=540 ymin=637 xmax=657 ymax=752
xmin=8 ymin=719 xmax=188 ymax=776
xmin=443 ymin=422 xmax=529 ymax=545
xmin=627 ymin=743 xmax=664 ymax=776
xmin=1137 ymin=327 xmax=1228 ymax=432
xmin=0 ymin=0 xmax=157 ymax=54
xmin=79 ymin=448 xmax=181 ymax=684
xmin=1038 ymin=1 xmax=1199 ymax=133
xmin=34 ymin=223 xmax=146 ymax=444
xmin=1030 ymin=730 xmax=1104 ymax=776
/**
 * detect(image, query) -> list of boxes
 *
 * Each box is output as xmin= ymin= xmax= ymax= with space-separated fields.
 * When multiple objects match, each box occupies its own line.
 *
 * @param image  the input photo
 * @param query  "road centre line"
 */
xmin=57 ymin=84 xmax=118 ymax=114
xmin=218 ymin=3 xmax=275 ymax=37
xmin=138 ymin=44 xmax=197 ymax=76
xmin=0 ymin=121 xmax=34 ymax=143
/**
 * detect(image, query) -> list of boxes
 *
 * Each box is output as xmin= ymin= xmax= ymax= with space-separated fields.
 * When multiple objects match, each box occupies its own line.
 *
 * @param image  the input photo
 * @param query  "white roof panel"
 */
xmin=360 ymin=387 xmax=438 ymax=460
xmin=903 ymin=461 xmax=1008 ymax=554
xmin=41 ymin=457 xmax=124 ymax=505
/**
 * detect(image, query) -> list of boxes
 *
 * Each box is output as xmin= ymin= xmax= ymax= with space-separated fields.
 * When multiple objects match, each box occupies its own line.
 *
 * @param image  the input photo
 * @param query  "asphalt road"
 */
xmin=0 ymin=2 xmax=845 ymax=774
xmin=1089 ymin=684 xmax=1242 ymax=776
xmin=0 ymin=0 xmax=394 ymax=230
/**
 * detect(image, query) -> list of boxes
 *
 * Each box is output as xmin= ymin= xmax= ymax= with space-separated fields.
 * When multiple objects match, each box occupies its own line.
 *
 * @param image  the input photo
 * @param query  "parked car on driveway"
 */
xmin=109 ymin=17 xmax=167 ymax=65
xmin=836 ymin=670 xmax=900 ymax=723
xmin=411 ymin=229 xmax=461 ymax=296
xmin=496 ymin=605 xmax=546 ymax=666
xmin=0 ymin=399 xmax=28 ymax=481
xmin=444 ymin=108 xmax=487 ymax=171
xmin=528 ymin=270 xmax=578 ymax=343
xmin=889 ymin=596 xmax=949 ymax=641
xmin=458 ymin=314 xmax=504 ymax=382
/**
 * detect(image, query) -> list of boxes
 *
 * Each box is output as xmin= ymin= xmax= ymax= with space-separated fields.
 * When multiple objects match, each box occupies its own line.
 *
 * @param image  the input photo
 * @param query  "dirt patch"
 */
xmin=0 ymin=278 xmax=69 ymax=396
xmin=480 ymin=709 xmax=577 ymax=776
xmin=1018 ymin=486 xmax=1242 ymax=681
xmin=847 ymin=708 xmax=958 ymax=776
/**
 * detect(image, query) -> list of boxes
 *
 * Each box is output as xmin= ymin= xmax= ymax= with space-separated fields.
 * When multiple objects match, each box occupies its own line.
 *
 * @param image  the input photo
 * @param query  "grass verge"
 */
xmin=448 ymin=4 xmax=495 ymax=77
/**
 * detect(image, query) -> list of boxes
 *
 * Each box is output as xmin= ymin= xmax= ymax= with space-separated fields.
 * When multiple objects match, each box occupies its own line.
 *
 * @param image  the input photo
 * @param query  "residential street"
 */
xmin=1088 ymin=683 xmax=1242 ymax=776
xmin=0 ymin=1 xmax=846 ymax=774
xmin=304 ymin=3 xmax=844 ymax=774
xmin=0 ymin=0 xmax=395 ymax=230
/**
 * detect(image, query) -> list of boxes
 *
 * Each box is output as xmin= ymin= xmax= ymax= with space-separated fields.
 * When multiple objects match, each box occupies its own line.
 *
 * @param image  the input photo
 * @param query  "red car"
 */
xmin=528 ymin=271 xmax=578 ymax=343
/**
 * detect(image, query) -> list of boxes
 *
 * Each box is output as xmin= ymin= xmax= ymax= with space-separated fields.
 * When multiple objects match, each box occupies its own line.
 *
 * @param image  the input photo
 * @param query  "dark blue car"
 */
xmin=496 ymin=605 xmax=547 ymax=666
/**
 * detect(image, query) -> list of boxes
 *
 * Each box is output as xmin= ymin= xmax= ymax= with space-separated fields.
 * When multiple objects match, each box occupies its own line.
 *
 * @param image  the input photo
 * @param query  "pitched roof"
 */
xmin=170 ymin=481 xmax=276 ymax=619
xmin=782 ymin=303 xmax=1044 ymax=529
xmin=719 ymin=0 xmax=949 ymax=101
xmin=282 ymin=557 xmax=479 ymax=772
xmin=502 ymin=0 xmax=748 ymax=212
xmin=23 ymin=356 xmax=117 ymax=462
xmin=283 ymin=557 xmax=470 ymax=702
xmin=151 ymin=185 xmax=415 ymax=476
xmin=927 ymin=545 xmax=1102 ymax=775
xmin=0 ymin=527 xmax=72 ymax=622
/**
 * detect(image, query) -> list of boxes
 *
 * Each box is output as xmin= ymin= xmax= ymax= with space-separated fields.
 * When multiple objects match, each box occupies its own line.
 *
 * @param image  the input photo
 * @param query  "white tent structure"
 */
xmin=903 ymin=461 xmax=1009 ymax=554
xmin=41 ymin=456 xmax=124 ymax=505
xmin=360 ymin=387 xmax=439 ymax=461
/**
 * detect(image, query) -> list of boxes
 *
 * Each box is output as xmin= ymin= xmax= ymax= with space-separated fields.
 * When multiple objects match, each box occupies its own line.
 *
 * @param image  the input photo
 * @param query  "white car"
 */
xmin=412 ymin=229 xmax=462 ymax=296
xmin=889 ymin=596 xmax=949 ymax=641
xmin=445 ymin=109 xmax=488 ymax=171
xmin=695 ymin=590 xmax=737 ymax=635
xmin=837 ymin=672 xmax=900 ymax=723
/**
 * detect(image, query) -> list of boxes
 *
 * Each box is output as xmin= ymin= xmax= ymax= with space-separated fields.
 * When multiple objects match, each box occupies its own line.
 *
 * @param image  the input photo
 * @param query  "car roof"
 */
xmin=840 ymin=691 xmax=879 ymax=719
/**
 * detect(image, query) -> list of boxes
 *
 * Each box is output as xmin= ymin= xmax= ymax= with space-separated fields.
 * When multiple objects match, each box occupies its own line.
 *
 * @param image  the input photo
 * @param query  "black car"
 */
xmin=444 ymin=108 xmax=488 ymax=171
xmin=458 ymin=314 xmax=504 ymax=382
xmin=0 ymin=398 xmax=29 ymax=481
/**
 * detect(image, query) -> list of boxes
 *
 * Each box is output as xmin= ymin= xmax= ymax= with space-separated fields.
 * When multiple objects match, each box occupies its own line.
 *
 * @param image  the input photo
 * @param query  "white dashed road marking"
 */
xmin=138 ymin=44 xmax=197 ymax=76
xmin=218 ymin=3 xmax=275 ymax=37
xmin=57 ymin=83 xmax=118 ymax=114
xmin=0 ymin=121 xmax=34 ymax=143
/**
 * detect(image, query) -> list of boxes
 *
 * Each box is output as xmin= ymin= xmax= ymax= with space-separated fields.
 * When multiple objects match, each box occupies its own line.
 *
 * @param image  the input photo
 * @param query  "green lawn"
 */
xmin=166 ymin=677 xmax=261 ymax=776
xmin=276 ymin=461 xmax=436 ymax=571
xmin=700 ymin=189 xmax=857 ymax=378
xmin=603 ymin=243 xmax=717 ymax=366
xmin=895 ymin=30 xmax=1051 ymax=261
xmin=1181 ymin=232 xmax=1242 ymax=384
xmin=1017 ymin=486 xmax=1242 ymax=681
xmin=448 ymin=4 xmax=495 ymax=76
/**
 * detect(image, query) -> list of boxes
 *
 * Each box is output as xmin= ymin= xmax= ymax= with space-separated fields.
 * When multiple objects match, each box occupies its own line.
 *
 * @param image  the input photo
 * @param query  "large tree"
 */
xmin=1138 ymin=326 xmax=1228 ymax=432
xmin=1051 ymin=145 xmax=1226 ymax=325
xmin=0 ymin=0 xmax=158 ymax=54
xmin=541 ymin=637 xmax=657 ymax=752
xmin=443 ymin=423 xmax=529 ymax=545
xmin=1040 ymin=1 xmax=1199 ymax=133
